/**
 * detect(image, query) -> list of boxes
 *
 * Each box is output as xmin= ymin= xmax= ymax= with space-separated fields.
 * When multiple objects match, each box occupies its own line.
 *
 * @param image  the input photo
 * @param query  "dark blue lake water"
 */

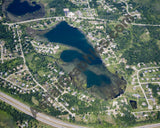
xmin=7 ymin=0 xmax=41 ymax=16
xmin=44 ymin=21 xmax=111 ymax=87
xmin=84 ymin=70 xmax=111 ymax=88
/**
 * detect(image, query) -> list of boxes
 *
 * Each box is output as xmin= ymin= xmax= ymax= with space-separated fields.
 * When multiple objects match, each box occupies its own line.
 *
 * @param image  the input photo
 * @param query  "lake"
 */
xmin=44 ymin=21 xmax=111 ymax=88
xmin=7 ymin=0 xmax=41 ymax=16
xmin=43 ymin=21 xmax=127 ymax=100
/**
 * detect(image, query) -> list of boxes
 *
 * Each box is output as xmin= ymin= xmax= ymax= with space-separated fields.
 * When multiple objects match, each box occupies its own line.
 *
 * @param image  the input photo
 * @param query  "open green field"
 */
xmin=0 ymin=110 xmax=16 ymax=128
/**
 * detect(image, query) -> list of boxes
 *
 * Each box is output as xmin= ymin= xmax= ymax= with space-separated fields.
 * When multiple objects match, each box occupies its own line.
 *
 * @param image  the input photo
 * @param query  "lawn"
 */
xmin=0 ymin=110 xmax=16 ymax=128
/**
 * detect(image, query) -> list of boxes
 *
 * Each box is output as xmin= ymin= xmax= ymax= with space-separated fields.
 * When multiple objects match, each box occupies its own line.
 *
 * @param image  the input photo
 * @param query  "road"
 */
xmin=11 ymin=25 xmax=74 ymax=117
xmin=134 ymin=123 xmax=160 ymax=128
xmin=19 ymin=35 xmax=47 ymax=92
xmin=121 ymin=0 xmax=160 ymax=27
xmin=141 ymin=82 xmax=160 ymax=85
xmin=137 ymin=69 xmax=150 ymax=108
xmin=3 ymin=16 xmax=105 ymax=26
xmin=132 ymin=110 xmax=160 ymax=114
xmin=136 ymin=66 xmax=160 ymax=108
xmin=131 ymin=23 xmax=160 ymax=27
xmin=0 ymin=91 xmax=85 ymax=128
xmin=1 ymin=91 xmax=160 ymax=128
xmin=2 ymin=90 xmax=160 ymax=128
xmin=0 ymin=44 xmax=4 ymax=63
xmin=3 ymin=16 xmax=64 ymax=26
xmin=2 ymin=4 xmax=160 ymax=128
xmin=0 ymin=76 xmax=37 ymax=91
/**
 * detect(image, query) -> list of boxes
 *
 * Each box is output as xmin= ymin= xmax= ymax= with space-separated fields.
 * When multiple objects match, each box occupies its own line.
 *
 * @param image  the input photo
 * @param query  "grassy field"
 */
xmin=0 ymin=107 xmax=55 ymax=128
xmin=0 ymin=110 xmax=16 ymax=128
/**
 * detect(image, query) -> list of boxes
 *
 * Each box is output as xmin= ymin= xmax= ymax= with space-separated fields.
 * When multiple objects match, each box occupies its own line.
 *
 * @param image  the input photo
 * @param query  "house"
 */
xmin=113 ymin=101 xmax=118 ymax=107
xmin=142 ymin=102 xmax=147 ymax=106
xmin=63 ymin=8 xmax=69 ymax=16
xmin=143 ymin=114 xmax=148 ymax=117
xmin=67 ymin=12 xmax=75 ymax=18
xmin=133 ymin=94 xmax=140 ymax=98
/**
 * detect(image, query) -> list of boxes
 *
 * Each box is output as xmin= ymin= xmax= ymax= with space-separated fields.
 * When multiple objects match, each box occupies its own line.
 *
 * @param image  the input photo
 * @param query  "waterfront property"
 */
xmin=44 ymin=21 xmax=126 ymax=100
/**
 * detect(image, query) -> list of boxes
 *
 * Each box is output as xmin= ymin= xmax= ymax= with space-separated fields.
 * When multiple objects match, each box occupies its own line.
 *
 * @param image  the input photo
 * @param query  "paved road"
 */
xmin=0 ymin=44 xmax=4 ymax=63
xmin=0 ymin=76 xmax=37 ymax=91
xmin=3 ymin=16 xmax=64 ymax=26
xmin=131 ymin=23 xmax=160 ymax=27
xmin=2 ymin=90 xmax=160 ymax=128
xmin=3 ymin=16 xmax=105 ymax=26
xmin=134 ymin=123 xmax=160 ymax=128
xmin=136 ymin=66 xmax=160 ymax=108
xmin=0 ymin=91 xmax=86 ymax=128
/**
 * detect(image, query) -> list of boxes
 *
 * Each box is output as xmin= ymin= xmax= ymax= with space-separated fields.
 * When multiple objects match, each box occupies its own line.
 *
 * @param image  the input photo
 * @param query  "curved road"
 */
xmin=0 ymin=91 xmax=85 ymax=128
